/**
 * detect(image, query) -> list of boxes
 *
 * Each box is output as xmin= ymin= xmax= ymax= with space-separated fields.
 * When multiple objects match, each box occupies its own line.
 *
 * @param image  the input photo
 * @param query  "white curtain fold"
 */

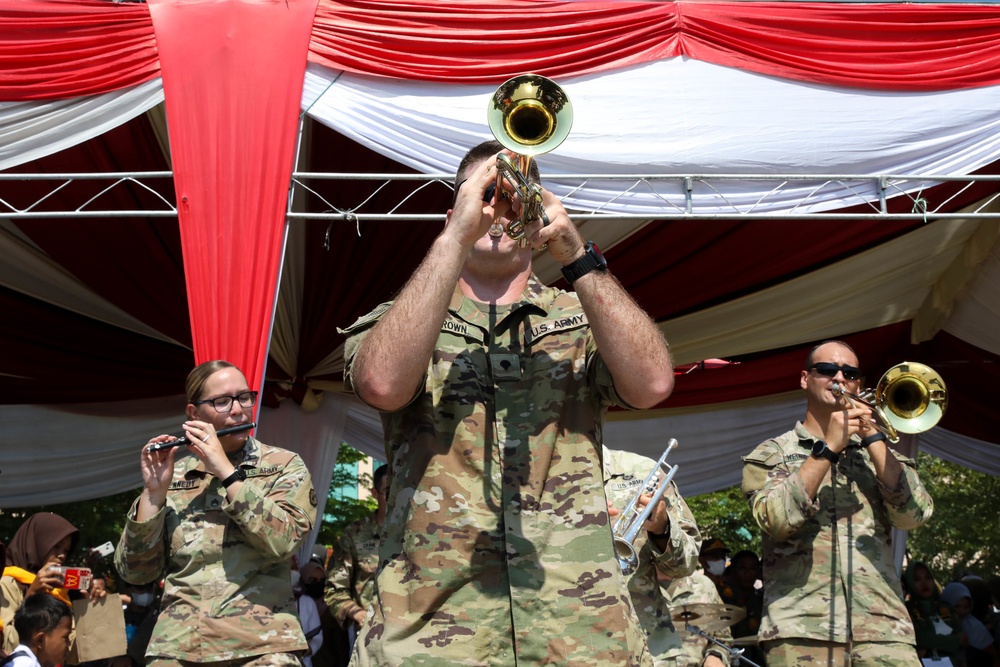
xmin=0 ymin=79 xmax=164 ymax=171
xmin=302 ymin=60 xmax=1000 ymax=216
xmin=0 ymin=392 xmax=992 ymax=508
xmin=662 ymin=218 xmax=986 ymax=365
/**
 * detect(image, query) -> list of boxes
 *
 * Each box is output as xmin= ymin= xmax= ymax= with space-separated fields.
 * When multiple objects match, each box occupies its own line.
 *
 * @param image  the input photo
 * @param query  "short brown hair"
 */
xmin=452 ymin=140 xmax=542 ymax=206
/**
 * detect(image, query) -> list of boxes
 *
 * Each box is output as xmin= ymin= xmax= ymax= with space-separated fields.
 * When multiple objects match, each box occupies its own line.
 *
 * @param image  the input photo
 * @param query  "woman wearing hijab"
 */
xmin=0 ymin=513 xmax=79 ymax=654
xmin=942 ymin=582 xmax=1000 ymax=667
xmin=904 ymin=562 xmax=963 ymax=665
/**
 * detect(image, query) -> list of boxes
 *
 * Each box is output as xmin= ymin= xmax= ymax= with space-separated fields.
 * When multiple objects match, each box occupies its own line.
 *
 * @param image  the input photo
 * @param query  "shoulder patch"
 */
xmin=742 ymin=442 xmax=785 ymax=467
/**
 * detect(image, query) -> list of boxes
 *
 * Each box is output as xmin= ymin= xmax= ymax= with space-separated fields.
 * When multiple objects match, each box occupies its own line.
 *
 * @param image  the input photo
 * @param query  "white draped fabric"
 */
xmin=0 ymin=79 xmax=164 ymax=171
xmin=0 ymin=385 xmax=995 ymax=507
xmin=302 ymin=60 xmax=1000 ymax=216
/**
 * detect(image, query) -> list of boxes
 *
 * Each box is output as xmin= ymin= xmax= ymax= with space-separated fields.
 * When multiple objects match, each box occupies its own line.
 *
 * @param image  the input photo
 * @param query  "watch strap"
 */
xmin=561 ymin=241 xmax=606 ymax=284
xmin=860 ymin=432 xmax=887 ymax=448
xmin=222 ymin=467 xmax=246 ymax=488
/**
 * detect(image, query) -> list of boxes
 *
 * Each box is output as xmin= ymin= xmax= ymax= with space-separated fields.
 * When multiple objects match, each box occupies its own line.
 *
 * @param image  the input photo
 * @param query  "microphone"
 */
xmin=146 ymin=422 xmax=256 ymax=453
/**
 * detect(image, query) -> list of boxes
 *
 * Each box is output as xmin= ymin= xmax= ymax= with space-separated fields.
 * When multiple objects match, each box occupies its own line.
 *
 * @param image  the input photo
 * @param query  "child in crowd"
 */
xmin=5 ymin=593 xmax=73 ymax=667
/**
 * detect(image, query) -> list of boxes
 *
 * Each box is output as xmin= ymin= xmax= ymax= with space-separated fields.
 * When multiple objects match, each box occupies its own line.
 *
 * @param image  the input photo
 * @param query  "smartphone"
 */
xmin=91 ymin=541 xmax=115 ymax=558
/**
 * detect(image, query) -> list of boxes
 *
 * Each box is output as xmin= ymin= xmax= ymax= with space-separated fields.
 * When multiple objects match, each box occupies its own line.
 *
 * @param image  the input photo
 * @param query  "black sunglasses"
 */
xmin=807 ymin=362 xmax=862 ymax=381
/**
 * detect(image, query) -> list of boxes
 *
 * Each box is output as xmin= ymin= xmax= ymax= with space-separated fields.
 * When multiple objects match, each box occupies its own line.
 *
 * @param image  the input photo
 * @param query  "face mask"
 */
xmin=302 ymin=582 xmax=326 ymax=599
xmin=706 ymin=558 xmax=726 ymax=576
xmin=131 ymin=592 xmax=154 ymax=607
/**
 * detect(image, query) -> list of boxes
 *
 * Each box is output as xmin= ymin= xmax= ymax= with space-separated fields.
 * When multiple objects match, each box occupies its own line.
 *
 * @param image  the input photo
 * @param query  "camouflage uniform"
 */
xmin=663 ymin=571 xmax=733 ymax=667
xmin=115 ymin=438 xmax=317 ymax=662
xmin=741 ymin=423 xmax=933 ymax=665
xmin=325 ymin=513 xmax=380 ymax=628
xmin=602 ymin=446 xmax=702 ymax=666
xmin=341 ymin=277 xmax=652 ymax=667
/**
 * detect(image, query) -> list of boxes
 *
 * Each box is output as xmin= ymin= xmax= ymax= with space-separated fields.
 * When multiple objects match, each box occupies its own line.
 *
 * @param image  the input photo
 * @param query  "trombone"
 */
xmin=486 ymin=74 xmax=573 ymax=244
xmin=611 ymin=438 xmax=679 ymax=575
xmin=832 ymin=361 xmax=947 ymax=443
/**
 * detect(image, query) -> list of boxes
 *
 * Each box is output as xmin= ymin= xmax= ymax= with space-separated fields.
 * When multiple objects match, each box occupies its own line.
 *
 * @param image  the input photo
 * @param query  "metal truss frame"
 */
xmin=3 ymin=170 xmax=1000 ymax=222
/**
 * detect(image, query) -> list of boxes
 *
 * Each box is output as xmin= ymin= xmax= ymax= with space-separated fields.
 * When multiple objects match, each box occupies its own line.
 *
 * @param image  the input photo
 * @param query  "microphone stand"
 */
xmin=684 ymin=621 xmax=763 ymax=667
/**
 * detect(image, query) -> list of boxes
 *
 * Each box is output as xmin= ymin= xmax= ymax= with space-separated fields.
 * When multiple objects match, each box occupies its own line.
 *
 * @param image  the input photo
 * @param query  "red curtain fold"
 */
xmin=6 ymin=0 xmax=1000 ymax=102
xmin=0 ymin=0 xmax=159 ymax=100
xmin=311 ymin=0 xmax=1000 ymax=90
xmin=147 ymin=0 xmax=319 ymax=400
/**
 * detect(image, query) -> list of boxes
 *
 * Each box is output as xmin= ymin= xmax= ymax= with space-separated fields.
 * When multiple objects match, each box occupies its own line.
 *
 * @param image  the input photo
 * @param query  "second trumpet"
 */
xmin=612 ymin=438 xmax=679 ymax=575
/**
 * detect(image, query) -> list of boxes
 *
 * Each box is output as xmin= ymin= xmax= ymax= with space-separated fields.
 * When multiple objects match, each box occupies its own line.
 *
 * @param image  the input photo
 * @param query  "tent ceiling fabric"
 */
xmin=3 ymin=0 xmax=1000 ymax=508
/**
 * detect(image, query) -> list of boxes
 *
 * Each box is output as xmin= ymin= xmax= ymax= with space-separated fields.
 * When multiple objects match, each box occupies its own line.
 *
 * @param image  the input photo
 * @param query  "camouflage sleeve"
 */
xmin=647 ymin=482 xmax=701 ymax=579
xmin=324 ymin=531 xmax=362 ymax=627
xmin=741 ymin=443 xmax=820 ymax=542
xmin=224 ymin=455 xmax=316 ymax=561
xmin=114 ymin=496 xmax=168 ymax=586
xmin=878 ymin=450 xmax=934 ymax=530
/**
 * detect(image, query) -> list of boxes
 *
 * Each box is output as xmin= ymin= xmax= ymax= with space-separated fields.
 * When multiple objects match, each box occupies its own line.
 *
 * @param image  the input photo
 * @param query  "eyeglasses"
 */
xmin=807 ymin=362 xmax=862 ymax=381
xmin=194 ymin=390 xmax=258 ymax=413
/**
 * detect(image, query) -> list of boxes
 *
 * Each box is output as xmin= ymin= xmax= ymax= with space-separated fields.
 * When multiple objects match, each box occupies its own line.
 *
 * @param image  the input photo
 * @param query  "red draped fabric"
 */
xmin=0 ymin=0 xmax=159 ymax=100
xmin=5 ymin=0 xmax=1000 ymax=101
xmin=147 ymin=0 xmax=319 ymax=399
xmin=309 ymin=0 xmax=1000 ymax=90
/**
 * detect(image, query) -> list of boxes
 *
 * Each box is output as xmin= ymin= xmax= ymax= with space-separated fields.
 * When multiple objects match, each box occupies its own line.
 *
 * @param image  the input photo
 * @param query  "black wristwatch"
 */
xmin=811 ymin=440 xmax=839 ymax=463
xmin=860 ymin=432 xmax=887 ymax=448
xmin=221 ymin=467 xmax=246 ymax=488
xmin=561 ymin=241 xmax=608 ymax=284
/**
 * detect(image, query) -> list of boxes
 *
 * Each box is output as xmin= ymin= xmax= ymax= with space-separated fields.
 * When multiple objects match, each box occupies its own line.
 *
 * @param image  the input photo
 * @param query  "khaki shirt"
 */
xmin=741 ymin=423 xmax=933 ymax=644
xmin=115 ymin=438 xmax=317 ymax=661
xmin=342 ymin=276 xmax=651 ymax=667
xmin=602 ymin=446 xmax=702 ymax=666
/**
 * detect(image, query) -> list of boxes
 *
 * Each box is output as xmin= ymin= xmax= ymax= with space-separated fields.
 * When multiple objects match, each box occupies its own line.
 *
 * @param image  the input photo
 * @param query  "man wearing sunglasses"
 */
xmin=741 ymin=340 xmax=933 ymax=667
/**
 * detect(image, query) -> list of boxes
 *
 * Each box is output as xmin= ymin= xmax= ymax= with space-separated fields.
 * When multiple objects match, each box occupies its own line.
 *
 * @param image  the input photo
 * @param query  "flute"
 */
xmin=146 ymin=422 xmax=256 ymax=452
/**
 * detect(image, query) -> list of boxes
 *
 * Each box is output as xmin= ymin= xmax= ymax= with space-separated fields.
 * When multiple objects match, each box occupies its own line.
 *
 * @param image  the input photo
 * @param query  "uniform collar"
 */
xmin=449 ymin=274 xmax=551 ymax=332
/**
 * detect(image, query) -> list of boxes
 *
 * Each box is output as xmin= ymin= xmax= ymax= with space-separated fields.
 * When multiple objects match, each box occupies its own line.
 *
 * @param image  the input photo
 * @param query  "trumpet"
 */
xmin=832 ymin=361 xmax=947 ymax=443
xmin=486 ymin=73 xmax=573 ymax=245
xmin=612 ymin=438 xmax=679 ymax=575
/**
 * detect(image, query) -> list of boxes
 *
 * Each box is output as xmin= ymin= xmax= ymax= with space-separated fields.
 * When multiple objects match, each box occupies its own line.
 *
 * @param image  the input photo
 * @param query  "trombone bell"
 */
xmin=876 ymin=361 xmax=947 ymax=437
xmin=833 ymin=361 xmax=947 ymax=443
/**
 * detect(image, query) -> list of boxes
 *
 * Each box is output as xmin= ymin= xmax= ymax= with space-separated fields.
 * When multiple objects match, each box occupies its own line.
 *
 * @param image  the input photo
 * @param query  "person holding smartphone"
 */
xmin=0 ymin=513 xmax=79 ymax=654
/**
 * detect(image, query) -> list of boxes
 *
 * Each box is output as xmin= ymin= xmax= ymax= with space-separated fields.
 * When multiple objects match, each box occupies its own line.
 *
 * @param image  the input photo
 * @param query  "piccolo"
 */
xmin=146 ymin=422 xmax=256 ymax=452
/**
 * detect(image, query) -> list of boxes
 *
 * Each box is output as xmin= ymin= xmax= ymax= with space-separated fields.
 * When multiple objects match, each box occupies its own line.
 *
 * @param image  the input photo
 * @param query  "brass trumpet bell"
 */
xmin=488 ymin=74 xmax=573 ymax=156
xmin=875 ymin=362 xmax=947 ymax=437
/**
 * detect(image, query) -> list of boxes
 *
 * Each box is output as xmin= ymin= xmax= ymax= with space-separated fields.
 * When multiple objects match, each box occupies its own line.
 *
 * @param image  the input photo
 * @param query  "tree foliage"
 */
xmin=907 ymin=451 xmax=1000 ymax=580
xmin=685 ymin=483 xmax=761 ymax=556
xmin=315 ymin=443 xmax=378 ymax=547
